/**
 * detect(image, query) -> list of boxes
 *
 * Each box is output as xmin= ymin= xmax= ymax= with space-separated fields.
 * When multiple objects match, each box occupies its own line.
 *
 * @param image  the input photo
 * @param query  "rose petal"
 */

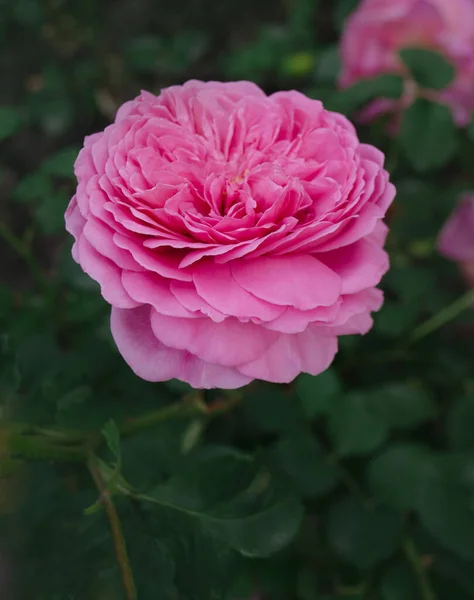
xmin=321 ymin=239 xmax=389 ymax=294
xmin=192 ymin=261 xmax=286 ymax=321
xmin=121 ymin=271 xmax=194 ymax=317
xmin=231 ymin=255 xmax=341 ymax=310
xmin=150 ymin=311 xmax=278 ymax=367
xmin=238 ymin=329 xmax=338 ymax=383
xmin=76 ymin=236 xmax=139 ymax=308
xmin=111 ymin=306 xmax=251 ymax=388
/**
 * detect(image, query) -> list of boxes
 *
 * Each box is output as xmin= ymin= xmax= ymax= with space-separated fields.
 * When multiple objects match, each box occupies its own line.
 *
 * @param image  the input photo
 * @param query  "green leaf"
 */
xmin=146 ymin=504 xmax=238 ymax=600
xmin=417 ymin=456 xmax=474 ymax=560
xmin=327 ymin=393 xmax=389 ymax=456
xmin=296 ymin=369 xmax=342 ymax=418
xmin=266 ymin=433 xmax=338 ymax=498
xmin=42 ymin=146 xmax=80 ymax=177
xmin=164 ymin=378 xmax=193 ymax=395
xmin=400 ymin=47 xmax=455 ymax=90
xmin=142 ymin=448 xmax=303 ymax=557
xmin=327 ymin=496 xmax=403 ymax=568
xmin=223 ymin=27 xmax=290 ymax=82
xmin=329 ymin=74 xmax=403 ymax=115
xmin=448 ymin=397 xmax=474 ymax=451
xmin=35 ymin=191 xmax=70 ymax=234
xmin=386 ymin=266 xmax=437 ymax=304
xmin=13 ymin=170 xmax=53 ymax=204
xmin=102 ymin=419 xmax=121 ymax=462
xmin=366 ymin=383 xmax=436 ymax=430
xmin=0 ymin=106 xmax=22 ymax=140
xmin=380 ymin=562 xmax=418 ymax=600
xmin=400 ymin=99 xmax=458 ymax=171
xmin=244 ymin=383 xmax=305 ymax=433
xmin=367 ymin=443 xmax=437 ymax=510
xmin=374 ymin=301 xmax=421 ymax=337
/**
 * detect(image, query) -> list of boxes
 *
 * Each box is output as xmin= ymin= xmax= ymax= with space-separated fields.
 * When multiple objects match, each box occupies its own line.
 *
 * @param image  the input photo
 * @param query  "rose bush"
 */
xmin=339 ymin=0 xmax=474 ymax=126
xmin=66 ymin=81 xmax=394 ymax=388
xmin=65 ymin=80 xmax=394 ymax=388
xmin=437 ymin=193 xmax=474 ymax=285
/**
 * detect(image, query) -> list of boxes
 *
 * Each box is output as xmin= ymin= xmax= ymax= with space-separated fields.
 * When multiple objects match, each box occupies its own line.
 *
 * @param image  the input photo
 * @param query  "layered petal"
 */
xmin=65 ymin=80 xmax=394 ymax=388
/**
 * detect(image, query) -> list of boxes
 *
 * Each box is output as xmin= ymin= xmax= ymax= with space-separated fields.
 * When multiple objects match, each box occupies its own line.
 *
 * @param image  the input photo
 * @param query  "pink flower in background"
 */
xmin=65 ymin=81 xmax=395 ymax=389
xmin=437 ymin=194 xmax=474 ymax=286
xmin=339 ymin=0 xmax=474 ymax=126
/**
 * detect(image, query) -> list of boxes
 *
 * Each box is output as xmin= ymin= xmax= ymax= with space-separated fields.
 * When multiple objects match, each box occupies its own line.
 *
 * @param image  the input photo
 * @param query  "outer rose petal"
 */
xmin=121 ymin=271 xmax=194 ymax=317
xmin=238 ymin=329 xmax=338 ymax=383
xmin=322 ymin=239 xmax=389 ymax=294
xmin=150 ymin=311 xmax=278 ymax=367
xmin=111 ymin=306 xmax=252 ymax=388
xmin=76 ymin=236 xmax=139 ymax=309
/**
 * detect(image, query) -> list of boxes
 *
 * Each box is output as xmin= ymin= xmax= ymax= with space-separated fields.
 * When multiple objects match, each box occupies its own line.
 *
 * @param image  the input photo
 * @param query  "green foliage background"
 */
xmin=1 ymin=0 xmax=474 ymax=598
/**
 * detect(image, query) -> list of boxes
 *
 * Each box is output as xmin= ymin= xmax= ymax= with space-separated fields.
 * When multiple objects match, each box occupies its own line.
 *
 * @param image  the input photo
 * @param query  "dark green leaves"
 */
xmin=296 ymin=369 xmax=341 ymax=418
xmin=365 ymin=384 xmax=436 ymax=430
xmin=0 ymin=106 xmax=22 ymax=140
xmin=400 ymin=47 xmax=455 ymax=90
xmin=327 ymin=393 xmax=389 ymax=456
xmin=326 ymin=384 xmax=435 ymax=457
xmin=327 ymin=497 xmax=403 ymax=568
xmin=400 ymin=99 xmax=458 ymax=171
xmin=102 ymin=419 xmax=121 ymax=462
xmin=142 ymin=449 xmax=303 ymax=558
xmin=448 ymin=397 xmax=474 ymax=451
xmin=244 ymin=383 xmax=305 ymax=432
xmin=329 ymin=74 xmax=403 ymax=115
xmin=266 ymin=433 xmax=338 ymax=498
xmin=42 ymin=146 xmax=80 ymax=178
xmin=418 ymin=457 xmax=474 ymax=560
xmin=367 ymin=444 xmax=436 ymax=510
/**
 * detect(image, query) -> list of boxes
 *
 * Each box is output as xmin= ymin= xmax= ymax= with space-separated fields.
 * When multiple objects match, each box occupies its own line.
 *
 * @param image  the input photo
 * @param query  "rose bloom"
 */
xmin=339 ymin=0 xmax=474 ymax=127
xmin=437 ymin=194 xmax=474 ymax=286
xmin=65 ymin=81 xmax=395 ymax=389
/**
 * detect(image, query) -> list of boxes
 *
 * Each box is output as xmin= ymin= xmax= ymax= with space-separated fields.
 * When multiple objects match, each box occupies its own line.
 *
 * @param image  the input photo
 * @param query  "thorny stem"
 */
xmin=403 ymin=538 xmax=437 ymax=600
xmin=87 ymin=455 xmax=137 ymax=600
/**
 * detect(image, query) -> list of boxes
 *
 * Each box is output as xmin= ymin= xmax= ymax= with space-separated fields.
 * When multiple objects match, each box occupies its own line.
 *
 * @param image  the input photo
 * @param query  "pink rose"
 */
xmin=65 ymin=81 xmax=395 ymax=389
xmin=339 ymin=0 xmax=474 ymax=126
xmin=437 ymin=193 xmax=474 ymax=286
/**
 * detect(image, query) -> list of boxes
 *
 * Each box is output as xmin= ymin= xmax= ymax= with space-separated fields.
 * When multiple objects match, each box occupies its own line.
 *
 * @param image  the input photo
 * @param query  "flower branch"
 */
xmin=87 ymin=454 xmax=137 ymax=600
xmin=1 ymin=392 xmax=242 ymax=463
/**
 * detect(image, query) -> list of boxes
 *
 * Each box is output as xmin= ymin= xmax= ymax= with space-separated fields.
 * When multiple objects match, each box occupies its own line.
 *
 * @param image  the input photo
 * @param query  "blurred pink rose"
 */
xmin=339 ymin=0 xmax=474 ymax=126
xmin=437 ymin=193 xmax=474 ymax=285
xmin=65 ymin=81 xmax=394 ymax=389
